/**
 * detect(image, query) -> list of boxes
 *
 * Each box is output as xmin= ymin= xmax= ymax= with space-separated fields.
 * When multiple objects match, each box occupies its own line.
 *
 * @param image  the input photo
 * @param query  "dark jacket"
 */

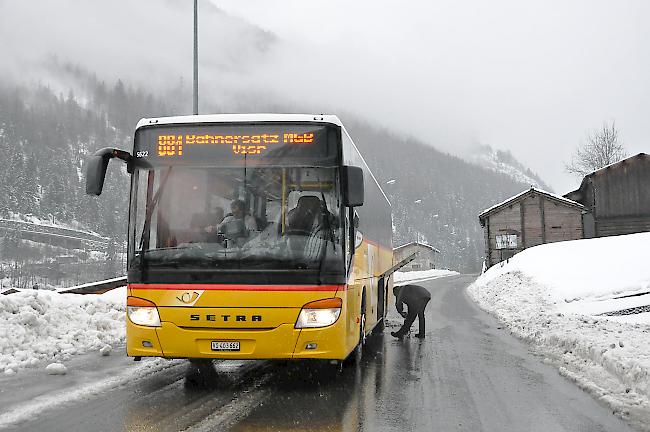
xmin=395 ymin=284 xmax=431 ymax=315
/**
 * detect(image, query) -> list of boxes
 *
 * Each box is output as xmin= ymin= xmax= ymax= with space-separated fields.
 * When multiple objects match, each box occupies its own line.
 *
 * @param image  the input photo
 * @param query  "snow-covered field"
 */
xmin=0 ymin=287 xmax=126 ymax=375
xmin=468 ymin=232 xmax=650 ymax=429
xmin=394 ymin=268 xmax=459 ymax=286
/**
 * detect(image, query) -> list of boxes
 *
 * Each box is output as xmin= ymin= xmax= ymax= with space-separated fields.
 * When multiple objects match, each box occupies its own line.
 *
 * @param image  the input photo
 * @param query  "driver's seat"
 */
xmin=287 ymin=196 xmax=322 ymax=235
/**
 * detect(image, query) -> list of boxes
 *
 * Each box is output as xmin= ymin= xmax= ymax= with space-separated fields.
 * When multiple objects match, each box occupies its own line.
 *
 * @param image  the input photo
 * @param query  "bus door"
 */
xmin=367 ymin=243 xmax=377 ymax=319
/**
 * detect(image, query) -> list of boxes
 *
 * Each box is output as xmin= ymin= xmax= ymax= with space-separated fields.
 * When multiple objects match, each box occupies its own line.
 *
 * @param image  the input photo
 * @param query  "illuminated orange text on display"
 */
xmin=158 ymin=135 xmax=183 ymax=156
xmin=284 ymin=133 xmax=314 ymax=144
xmin=233 ymin=145 xmax=267 ymax=155
xmin=156 ymin=131 xmax=315 ymax=158
xmin=185 ymin=134 xmax=280 ymax=145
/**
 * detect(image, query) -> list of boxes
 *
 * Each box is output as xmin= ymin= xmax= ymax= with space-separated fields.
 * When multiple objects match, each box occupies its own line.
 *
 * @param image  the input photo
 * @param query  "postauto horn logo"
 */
xmin=176 ymin=291 xmax=203 ymax=306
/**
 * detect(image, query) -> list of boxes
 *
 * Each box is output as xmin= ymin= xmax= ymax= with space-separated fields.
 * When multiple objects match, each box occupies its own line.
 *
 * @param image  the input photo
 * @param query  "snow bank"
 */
xmin=0 ymin=287 xmax=126 ymax=375
xmin=476 ymin=231 xmax=650 ymax=304
xmin=468 ymin=232 xmax=650 ymax=429
xmin=394 ymin=268 xmax=458 ymax=286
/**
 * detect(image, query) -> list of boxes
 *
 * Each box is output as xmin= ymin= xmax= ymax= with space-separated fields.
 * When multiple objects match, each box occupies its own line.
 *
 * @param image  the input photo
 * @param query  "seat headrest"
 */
xmin=297 ymin=196 xmax=321 ymax=211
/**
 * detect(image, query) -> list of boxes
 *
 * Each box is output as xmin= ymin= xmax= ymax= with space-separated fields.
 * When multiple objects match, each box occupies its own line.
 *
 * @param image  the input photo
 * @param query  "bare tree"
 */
xmin=566 ymin=121 xmax=627 ymax=177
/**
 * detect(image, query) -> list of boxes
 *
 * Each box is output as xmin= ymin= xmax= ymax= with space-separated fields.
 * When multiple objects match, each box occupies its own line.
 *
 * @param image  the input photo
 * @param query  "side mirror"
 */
xmin=86 ymin=154 xmax=110 ymax=196
xmin=85 ymin=148 xmax=133 ymax=196
xmin=342 ymin=166 xmax=364 ymax=207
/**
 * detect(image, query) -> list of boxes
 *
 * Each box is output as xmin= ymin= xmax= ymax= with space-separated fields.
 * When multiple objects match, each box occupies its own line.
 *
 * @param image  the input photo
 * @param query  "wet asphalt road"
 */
xmin=0 ymin=275 xmax=636 ymax=431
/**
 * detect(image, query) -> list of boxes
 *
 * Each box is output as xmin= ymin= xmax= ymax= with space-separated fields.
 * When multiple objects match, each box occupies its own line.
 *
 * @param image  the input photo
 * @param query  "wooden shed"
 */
xmin=479 ymin=188 xmax=585 ymax=268
xmin=564 ymin=153 xmax=650 ymax=238
xmin=393 ymin=242 xmax=440 ymax=271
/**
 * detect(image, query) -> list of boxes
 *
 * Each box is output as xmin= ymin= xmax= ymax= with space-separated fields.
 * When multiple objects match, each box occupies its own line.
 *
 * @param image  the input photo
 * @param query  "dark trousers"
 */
xmin=396 ymin=298 xmax=430 ymax=336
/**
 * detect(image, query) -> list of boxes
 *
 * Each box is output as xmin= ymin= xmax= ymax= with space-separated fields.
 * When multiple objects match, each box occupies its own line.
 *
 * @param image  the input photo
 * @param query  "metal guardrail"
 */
xmin=57 ymin=276 xmax=127 ymax=295
xmin=0 ymin=288 xmax=20 ymax=296
xmin=1 ymin=276 xmax=126 ymax=295
xmin=600 ymin=305 xmax=650 ymax=316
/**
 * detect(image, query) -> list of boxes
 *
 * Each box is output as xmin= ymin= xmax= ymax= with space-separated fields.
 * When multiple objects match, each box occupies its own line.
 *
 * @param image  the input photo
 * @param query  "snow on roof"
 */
xmin=479 ymin=187 xmax=584 ymax=221
xmin=394 ymin=241 xmax=441 ymax=253
xmin=56 ymin=276 xmax=127 ymax=294
xmin=135 ymin=114 xmax=343 ymax=130
xmin=2 ymin=213 xmax=107 ymax=240
xmin=588 ymin=152 xmax=648 ymax=177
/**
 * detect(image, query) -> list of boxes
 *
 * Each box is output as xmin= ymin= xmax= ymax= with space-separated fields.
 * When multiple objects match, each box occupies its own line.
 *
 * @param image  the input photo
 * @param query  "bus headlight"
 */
xmin=127 ymin=297 xmax=161 ymax=327
xmin=295 ymin=298 xmax=342 ymax=329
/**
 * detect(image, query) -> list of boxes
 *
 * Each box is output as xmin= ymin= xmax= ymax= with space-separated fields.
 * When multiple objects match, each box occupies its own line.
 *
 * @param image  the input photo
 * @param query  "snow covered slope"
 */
xmin=468 ymin=232 xmax=650 ymax=430
xmin=467 ymin=144 xmax=551 ymax=190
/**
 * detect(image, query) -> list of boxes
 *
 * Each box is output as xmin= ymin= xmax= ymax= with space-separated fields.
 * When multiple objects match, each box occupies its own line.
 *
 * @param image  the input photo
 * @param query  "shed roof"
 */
xmin=564 ymin=153 xmax=649 ymax=202
xmin=479 ymin=187 xmax=584 ymax=225
xmin=394 ymin=241 xmax=441 ymax=254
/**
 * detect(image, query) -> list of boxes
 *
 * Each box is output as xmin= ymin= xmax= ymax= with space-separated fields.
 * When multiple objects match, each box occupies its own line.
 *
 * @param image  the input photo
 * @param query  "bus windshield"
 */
xmin=130 ymin=166 xmax=343 ymax=271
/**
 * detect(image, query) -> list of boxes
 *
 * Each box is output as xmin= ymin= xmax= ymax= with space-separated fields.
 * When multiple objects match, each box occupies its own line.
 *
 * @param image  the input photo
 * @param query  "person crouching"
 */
xmin=391 ymin=285 xmax=431 ymax=339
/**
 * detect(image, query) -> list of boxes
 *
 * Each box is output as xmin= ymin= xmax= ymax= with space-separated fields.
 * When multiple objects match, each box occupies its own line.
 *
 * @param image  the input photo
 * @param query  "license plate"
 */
xmin=211 ymin=341 xmax=240 ymax=351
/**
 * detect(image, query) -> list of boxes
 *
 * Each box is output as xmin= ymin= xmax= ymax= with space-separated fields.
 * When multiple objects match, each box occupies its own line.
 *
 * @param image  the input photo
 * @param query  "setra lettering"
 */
xmin=188 ymin=314 xmax=262 ymax=322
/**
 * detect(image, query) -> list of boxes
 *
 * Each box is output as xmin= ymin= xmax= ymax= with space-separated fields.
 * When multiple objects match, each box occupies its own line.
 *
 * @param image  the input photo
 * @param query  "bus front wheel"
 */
xmin=346 ymin=301 xmax=366 ymax=366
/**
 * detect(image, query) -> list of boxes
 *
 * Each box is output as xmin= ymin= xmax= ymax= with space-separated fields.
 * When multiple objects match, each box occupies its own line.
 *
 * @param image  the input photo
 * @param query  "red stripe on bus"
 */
xmin=128 ymin=284 xmax=346 ymax=292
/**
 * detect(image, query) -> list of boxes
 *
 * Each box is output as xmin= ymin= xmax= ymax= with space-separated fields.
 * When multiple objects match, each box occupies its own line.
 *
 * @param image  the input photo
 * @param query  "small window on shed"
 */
xmin=495 ymin=234 xmax=517 ymax=250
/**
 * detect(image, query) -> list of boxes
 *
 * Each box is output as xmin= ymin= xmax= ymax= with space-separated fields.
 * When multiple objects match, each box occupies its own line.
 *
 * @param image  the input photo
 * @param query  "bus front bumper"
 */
xmin=127 ymin=319 xmax=351 ymax=360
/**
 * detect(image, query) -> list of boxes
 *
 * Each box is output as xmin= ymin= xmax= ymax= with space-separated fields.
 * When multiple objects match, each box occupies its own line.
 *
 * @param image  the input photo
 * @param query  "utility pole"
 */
xmin=193 ymin=0 xmax=199 ymax=115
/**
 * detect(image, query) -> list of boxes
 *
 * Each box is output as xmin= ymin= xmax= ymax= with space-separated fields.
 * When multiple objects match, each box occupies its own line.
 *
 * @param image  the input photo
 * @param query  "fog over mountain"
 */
xmin=2 ymin=1 xmax=644 ymax=272
xmin=0 ymin=63 xmax=536 ymax=273
xmin=4 ymin=1 xmax=648 ymax=192
xmin=217 ymin=0 xmax=650 ymax=192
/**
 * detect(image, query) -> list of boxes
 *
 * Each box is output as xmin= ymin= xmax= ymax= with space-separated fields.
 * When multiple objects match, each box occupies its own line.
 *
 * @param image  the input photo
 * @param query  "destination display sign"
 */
xmin=134 ymin=123 xmax=338 ymax=167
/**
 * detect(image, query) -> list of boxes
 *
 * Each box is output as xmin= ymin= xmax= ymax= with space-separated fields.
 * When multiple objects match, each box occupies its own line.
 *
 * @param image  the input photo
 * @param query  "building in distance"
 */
xmin=393 ymin=241 xmax=440 ymax=271
xmin=479 ymin=188 xmax=586 ymax=268
xmin=564 ymin=153 xmax=650 ymax=238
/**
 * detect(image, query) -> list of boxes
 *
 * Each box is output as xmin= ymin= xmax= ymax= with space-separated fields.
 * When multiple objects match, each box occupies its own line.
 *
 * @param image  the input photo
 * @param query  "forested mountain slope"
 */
xmin=0 ymin=70 xmax=541 ymax=273
xmin=0 ymin=70 xmax=180 ymax=277
xmin=347 ymin=121 xmax=536 ymax=272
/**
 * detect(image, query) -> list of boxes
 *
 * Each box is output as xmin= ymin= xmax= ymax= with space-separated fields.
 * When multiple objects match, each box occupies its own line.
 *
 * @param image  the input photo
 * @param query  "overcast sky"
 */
xmin=215 ymin=0 xmax=650 ymax=192
xmin=1 ymin=0 xmax=648 ymax=192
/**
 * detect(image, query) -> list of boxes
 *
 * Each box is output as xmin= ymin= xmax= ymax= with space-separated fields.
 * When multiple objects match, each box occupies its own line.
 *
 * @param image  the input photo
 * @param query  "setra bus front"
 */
xmin=86 ymin=114 xmax=367 ymax=362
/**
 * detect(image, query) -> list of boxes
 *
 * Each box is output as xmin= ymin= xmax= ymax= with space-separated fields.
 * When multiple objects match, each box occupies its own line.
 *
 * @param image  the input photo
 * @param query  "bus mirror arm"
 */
xmin=85 ymin=148 xmax=133 ymax=196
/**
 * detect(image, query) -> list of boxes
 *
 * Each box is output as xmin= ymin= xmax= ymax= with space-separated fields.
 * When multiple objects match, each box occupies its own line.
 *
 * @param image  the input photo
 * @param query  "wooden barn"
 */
xmin=564 ymin=153 xmax=650 ymax=238
xmin=393 ymin=242 xmax=440 ymax=271
xmin=479 ymin=188 xmax=585 ymax=268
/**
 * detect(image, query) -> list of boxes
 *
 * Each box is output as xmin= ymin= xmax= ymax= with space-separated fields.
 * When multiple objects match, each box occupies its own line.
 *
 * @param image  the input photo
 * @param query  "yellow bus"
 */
xmin=86 ymin=114 xmax=393 ymax=364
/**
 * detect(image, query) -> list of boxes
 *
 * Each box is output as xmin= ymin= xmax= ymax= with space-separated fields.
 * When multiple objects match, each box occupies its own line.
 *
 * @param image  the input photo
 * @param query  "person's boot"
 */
xmin=390 ymin=331 xmax=404 ymax=339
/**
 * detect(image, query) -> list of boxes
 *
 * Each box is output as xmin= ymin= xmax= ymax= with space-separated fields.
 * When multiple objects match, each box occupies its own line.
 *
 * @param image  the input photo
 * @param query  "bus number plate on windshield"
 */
xmin=211 ymin=341 xmax=240 ymax=351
